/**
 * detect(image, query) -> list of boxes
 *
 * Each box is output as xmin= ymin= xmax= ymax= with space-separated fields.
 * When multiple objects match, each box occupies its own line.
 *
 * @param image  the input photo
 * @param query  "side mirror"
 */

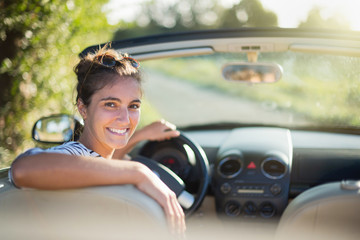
xmin=222 ymin=62 xmax=283 ymax=83
xmin=32 ymin=114 xmax=82 ymax=144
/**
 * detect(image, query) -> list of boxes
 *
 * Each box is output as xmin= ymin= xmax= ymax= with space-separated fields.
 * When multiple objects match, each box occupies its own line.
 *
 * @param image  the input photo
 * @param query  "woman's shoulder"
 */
xmin=49 ymin=141 xmax=101 ymax=157
xmin=16 ymin=141 xmax=101 ymax=158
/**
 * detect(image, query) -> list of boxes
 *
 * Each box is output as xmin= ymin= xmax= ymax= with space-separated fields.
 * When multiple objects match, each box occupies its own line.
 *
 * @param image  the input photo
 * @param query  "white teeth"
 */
xmin=109 ymin=128 xmax=127 ymax=134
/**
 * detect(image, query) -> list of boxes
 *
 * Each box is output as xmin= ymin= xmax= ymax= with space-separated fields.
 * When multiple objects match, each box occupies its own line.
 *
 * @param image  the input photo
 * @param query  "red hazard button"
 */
xmin=247 ymin=161 xmax=256 ymax=169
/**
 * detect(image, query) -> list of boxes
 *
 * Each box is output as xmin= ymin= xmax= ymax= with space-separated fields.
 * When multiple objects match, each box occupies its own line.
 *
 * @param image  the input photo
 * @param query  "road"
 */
xmin=142 ymin=70 xmax=310 ymax=127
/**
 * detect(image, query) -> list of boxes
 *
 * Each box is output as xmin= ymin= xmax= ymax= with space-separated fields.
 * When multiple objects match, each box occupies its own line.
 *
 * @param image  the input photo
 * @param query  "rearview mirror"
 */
xmin=222 ymin=62 xmax=283 ymax=83
xmin=32 ymin=114 xmax=82 ymax=144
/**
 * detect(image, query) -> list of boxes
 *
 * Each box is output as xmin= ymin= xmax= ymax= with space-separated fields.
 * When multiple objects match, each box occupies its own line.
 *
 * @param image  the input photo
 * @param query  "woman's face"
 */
xmin=78 ymin=76 xmax=141 ymax=157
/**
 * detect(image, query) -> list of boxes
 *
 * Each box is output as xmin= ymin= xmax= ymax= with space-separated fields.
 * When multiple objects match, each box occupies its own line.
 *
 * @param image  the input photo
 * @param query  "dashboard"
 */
xmin=135 ymin=127 xmax=360 ymax=220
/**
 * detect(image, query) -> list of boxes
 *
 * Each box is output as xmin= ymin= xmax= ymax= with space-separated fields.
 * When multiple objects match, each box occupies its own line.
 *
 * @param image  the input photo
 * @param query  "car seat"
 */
xmin=0 ymin=179 xmax=168 ymax=240
xmin=276 ymin=180 xmax=360 ymax=240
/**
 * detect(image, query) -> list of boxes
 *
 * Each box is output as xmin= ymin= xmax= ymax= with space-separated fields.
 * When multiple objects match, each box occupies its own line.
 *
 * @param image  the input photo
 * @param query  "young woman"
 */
xmin=9 ymin=46 xmax=185 ymax=234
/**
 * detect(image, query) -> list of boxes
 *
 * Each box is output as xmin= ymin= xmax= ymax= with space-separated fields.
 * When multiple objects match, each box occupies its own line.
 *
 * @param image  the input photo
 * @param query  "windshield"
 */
xmin=140 ymin=51 xmax=360 ymax=129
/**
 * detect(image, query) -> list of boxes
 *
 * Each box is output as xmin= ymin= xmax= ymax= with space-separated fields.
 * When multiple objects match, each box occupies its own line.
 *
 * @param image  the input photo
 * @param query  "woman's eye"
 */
xmin=130 ymin=104 xmax=140 ymax=110
xmin=105 ymin=102 xmax=116 ymax=108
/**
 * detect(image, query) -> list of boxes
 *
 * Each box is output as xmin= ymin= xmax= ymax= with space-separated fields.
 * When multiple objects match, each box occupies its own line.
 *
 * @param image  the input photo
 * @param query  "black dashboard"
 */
xmin=290 ymin=131 xmax=360 ymax=196
xmin=137 ymin=127 xmax=360 ymax=221
xmin=211 ymin=128 xmax=291 ymax=219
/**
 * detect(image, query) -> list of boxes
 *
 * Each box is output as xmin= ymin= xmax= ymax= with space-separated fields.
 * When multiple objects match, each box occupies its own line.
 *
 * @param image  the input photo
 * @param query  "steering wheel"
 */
xmin=132 ymin=133 xmax=210 ymax=217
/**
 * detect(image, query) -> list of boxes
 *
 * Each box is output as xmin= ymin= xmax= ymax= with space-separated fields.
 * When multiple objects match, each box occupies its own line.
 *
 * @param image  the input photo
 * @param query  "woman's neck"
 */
xmin=78 ymin=134 xmax=115 ymax=159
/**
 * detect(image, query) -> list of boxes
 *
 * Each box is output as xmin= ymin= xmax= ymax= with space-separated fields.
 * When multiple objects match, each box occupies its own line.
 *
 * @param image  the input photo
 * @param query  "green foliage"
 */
xmin=0 ymin=0 xmax=118 ymax=167
xmin=220 ymin=0 xmax=278 ymax=28
xmin=113 ymin=0 xmax=278 ymax=40
xmin=298 ymin=7 xmax=351 ymax=30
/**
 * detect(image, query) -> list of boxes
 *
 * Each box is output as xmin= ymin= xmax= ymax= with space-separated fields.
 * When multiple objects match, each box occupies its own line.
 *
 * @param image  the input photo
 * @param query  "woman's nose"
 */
xmin=116 ymin=108 xmax=130 ymax=123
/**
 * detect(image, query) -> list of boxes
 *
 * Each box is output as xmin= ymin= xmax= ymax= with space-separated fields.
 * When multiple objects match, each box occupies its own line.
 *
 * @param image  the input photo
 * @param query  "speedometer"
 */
xmin=152 ymin=148 xmax=189 ymax=179
xmin=158 ymin=156 xmax=182 ymax=175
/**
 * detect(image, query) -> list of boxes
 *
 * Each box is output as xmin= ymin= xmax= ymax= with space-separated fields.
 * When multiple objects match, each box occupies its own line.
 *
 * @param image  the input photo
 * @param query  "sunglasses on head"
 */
xmin=95 ymin=54 xmax=140 ymax=69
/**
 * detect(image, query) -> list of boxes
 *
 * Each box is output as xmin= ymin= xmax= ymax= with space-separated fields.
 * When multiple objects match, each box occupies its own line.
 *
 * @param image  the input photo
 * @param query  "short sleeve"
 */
xmin=8 ymin=141 xmax=101 ymax=188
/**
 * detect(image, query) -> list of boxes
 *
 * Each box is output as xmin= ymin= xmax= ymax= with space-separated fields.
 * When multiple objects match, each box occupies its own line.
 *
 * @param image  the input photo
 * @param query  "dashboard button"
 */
xmin=220 ymin=182 xmax=232 ymax=194
xmin=270 ymin=183 xmax=282 ymax=196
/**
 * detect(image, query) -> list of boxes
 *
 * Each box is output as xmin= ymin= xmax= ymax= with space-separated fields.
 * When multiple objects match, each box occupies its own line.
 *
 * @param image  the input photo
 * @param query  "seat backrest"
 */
xmin=276 ymin=180 xmax=360 ymax=240
xmin=0 ymin=178 xmax=168 ymax=240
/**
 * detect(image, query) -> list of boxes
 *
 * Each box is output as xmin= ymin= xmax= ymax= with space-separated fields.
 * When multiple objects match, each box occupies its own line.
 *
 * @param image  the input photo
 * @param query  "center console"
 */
xmin=213 ymin=128 xmax=292 ymax=220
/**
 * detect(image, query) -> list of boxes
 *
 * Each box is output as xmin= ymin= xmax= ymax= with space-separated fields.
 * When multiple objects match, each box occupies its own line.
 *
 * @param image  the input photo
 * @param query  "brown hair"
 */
xmin=74 ymin=44 xmax=142 ymax=106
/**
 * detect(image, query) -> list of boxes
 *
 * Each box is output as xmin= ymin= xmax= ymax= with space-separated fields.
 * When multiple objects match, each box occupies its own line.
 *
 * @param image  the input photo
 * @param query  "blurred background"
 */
xmin=0 ymin=0 xmax=358 ymax=167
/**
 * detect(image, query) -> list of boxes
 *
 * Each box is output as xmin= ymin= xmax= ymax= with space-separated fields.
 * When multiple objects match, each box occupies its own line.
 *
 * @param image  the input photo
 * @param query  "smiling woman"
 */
xmin=8 ymin=45 xmax=185 ymax=236
xmin=1 ymin=26 xmax=360 ymax=239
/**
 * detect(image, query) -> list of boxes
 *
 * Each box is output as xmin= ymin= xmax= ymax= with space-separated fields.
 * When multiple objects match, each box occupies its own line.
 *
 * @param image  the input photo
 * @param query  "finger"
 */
xmin=164 ymin=121 xmax=176 ymax=131
xmin=153 ymin=129 xmax=180 ymax=142
xmin=163 ymin=129 xmax=180 ymax=138
xmin=164 ymin=206 xmax=174 ymax=234
xmin=169 ymin=211 xmax=177 ymax=236
xmin=171 ymin=197 xmax=186 ymax=235
xmin=160 ymin=119 xmax=177 ymax=130
xmin=163 ymin=198 xmax=177 ymax=235
xmin=166 ymin=195 xmax=185 ymax=236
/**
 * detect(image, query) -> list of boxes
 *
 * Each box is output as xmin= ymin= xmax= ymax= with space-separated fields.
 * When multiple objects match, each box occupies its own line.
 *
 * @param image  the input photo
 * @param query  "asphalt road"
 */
xmin=142 ymin=70 xmax=310 ymax=127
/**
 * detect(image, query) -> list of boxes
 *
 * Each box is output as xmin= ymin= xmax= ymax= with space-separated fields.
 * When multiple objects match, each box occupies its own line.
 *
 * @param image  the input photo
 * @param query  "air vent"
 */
xmin=241 ymin=45 xmax=261 ymax=51
xmin=217 ymin=156 xmax=243 ymax=179
xmin=261 ymin=157 xmax=286 ymax=179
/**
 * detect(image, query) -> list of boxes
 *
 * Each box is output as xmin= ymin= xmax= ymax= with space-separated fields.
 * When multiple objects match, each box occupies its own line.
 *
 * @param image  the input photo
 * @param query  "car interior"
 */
xmin=1 ymin=28 xmax=360 ymax=240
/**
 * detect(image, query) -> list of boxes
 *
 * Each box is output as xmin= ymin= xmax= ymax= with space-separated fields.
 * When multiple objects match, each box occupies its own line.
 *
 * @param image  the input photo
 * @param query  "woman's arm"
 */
xmin=12 ymin=153 xmax=146 ymax=189
xmin=113 ymin=120 xmax=180 ymax=159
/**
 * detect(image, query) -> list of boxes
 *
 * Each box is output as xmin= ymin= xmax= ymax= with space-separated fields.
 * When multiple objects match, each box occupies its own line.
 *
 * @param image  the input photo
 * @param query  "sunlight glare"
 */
xmin=260 ymin=0 xmax=360 ymax=30
xmin=104 ymin=0 xmax=360 ymax=31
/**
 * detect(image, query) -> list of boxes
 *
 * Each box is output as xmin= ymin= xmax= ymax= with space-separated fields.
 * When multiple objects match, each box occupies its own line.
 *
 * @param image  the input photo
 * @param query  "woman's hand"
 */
xmin=137 ymin=119 xmax=180 ymax=142
xmin=135 ymin=164 xmax=186 ymax=236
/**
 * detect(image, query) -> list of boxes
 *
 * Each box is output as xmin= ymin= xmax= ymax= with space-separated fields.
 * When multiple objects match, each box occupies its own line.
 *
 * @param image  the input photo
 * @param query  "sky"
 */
xmin=103 ymin=0 xmax=360 ymax=31
xmin=260 ymin=0 xmax=360 ymax=30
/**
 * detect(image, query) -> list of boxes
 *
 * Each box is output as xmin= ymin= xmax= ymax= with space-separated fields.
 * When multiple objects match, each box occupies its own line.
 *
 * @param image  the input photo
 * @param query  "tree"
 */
xmin=220 ymin=0 xmax=278 ymax=28
xmin=113 ymin=0 xmax=278 ymax=41
xmin=298 ymin=7 xmax=350 ymax=30
xmin=0 ymin=0 xmax=118 ymax=167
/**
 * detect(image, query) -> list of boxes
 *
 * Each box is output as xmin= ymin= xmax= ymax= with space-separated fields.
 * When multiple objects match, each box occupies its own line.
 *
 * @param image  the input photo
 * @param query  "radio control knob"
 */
xmin=244 ymin=201 xmax=257 ymax=216
xmin=224 ymin=201 xmax=241 ymax=217
xmin=220 ymin=183 xmax=232 ymax=194
xmin=270 ymin=184 xmax=282 ymax=196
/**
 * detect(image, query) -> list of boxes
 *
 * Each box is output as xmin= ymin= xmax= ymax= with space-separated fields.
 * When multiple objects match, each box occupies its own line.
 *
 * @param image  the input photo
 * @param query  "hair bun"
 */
xmin=74 ymin=59 xmax=93 ymax=84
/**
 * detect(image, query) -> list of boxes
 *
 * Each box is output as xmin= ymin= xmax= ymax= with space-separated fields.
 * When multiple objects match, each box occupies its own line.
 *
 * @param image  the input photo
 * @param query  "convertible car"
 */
xmin=1 ymin=28 xmax=360 ymax=239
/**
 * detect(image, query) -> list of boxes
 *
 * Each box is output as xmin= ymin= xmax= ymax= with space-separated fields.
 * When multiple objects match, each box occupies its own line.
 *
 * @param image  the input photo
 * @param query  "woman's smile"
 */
xmin=107 ymin=127 xmax=129 ymax=135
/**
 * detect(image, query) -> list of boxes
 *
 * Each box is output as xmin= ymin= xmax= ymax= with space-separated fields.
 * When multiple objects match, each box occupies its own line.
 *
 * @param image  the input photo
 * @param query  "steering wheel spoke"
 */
xmin=135 ymin=133 xmax=210 ymax=217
